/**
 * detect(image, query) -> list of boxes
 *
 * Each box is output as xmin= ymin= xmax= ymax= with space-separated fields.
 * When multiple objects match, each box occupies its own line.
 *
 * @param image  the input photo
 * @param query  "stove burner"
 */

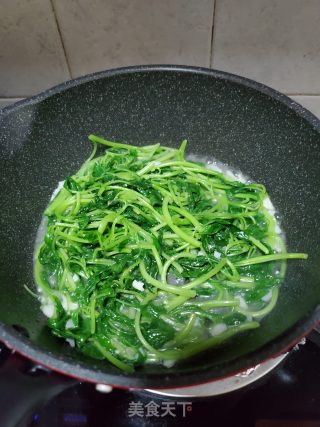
xmin=145 ymin=353 xmax=287 ymax=397
xmin=1 ymin=331 xmax=319 ymax=427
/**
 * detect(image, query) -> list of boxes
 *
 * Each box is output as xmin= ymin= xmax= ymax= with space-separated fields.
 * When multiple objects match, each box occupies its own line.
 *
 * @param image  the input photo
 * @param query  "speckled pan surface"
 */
xmin=0 ymin=65 xmax=319 ymax=388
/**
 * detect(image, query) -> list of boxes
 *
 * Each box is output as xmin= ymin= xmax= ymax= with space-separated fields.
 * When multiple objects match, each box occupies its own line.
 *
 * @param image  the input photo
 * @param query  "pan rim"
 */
xmin=1 ymin=64 xmax=320 ymax=133
xmin=1 ymin=315 xmax=319 ymax=388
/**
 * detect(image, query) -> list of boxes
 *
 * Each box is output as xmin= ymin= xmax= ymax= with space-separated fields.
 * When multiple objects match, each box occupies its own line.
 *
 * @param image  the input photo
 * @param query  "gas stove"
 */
xmin=1 ymin=330 xmax=319 ymax=427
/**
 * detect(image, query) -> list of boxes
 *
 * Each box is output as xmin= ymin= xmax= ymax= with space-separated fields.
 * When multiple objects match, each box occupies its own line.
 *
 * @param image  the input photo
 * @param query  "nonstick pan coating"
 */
xmin=0 ymin=65 xmax=319 ymax=388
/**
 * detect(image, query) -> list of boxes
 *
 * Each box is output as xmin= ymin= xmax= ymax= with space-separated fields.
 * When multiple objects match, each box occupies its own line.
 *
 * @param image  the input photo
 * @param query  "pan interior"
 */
xmin=0 ymin=67 xmax=319 ymax=386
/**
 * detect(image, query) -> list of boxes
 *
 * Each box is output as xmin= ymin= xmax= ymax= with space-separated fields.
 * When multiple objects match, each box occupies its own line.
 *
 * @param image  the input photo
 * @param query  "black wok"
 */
xmin=0 ymin=66 xmax=319 ymax=394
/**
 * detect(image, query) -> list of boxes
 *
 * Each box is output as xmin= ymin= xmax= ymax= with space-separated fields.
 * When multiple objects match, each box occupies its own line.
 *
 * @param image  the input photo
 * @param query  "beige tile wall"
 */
xmin=53 ymin=0 xmax=214 ymax=76
xmin=0 ymin=0 xmax=70 ymax=97
xmin=212 ymin=0 xmax=320 ymax=94
xmin=1 ymin=0 xmax=320 ymax=117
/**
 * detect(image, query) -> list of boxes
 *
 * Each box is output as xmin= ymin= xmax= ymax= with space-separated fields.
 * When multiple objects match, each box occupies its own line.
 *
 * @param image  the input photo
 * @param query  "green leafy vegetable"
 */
xmin=34 ymin=135 xmax=308 ymax=371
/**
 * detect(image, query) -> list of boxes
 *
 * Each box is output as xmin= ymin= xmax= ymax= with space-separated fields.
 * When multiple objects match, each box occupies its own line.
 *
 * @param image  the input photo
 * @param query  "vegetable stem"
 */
xmin=35 ymin=135 xmax=308 ymax=372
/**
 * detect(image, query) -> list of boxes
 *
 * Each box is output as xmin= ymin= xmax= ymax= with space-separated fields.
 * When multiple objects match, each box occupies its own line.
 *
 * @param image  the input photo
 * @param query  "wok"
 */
xmin=0 ymin=66 xmax=319 ymax=397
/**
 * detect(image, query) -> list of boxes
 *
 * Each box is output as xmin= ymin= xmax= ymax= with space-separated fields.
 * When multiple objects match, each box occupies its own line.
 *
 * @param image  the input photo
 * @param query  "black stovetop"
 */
xmin=21 ymin=331 xmax=320 ymax=427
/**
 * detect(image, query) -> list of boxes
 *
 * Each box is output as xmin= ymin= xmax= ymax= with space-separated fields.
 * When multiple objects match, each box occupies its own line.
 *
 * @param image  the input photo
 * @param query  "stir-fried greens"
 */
xmin=34 ymin=135 xmax=307 ymax=372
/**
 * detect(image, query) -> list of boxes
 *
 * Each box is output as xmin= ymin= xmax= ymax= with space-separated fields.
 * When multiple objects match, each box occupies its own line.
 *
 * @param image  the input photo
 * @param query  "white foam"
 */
xmin=195 ymin=155 xmax=249 ymax=184
xmin=275 ymin=224 xmax=282 ymax=234
xmin=48 ymin=274 xmax=57 ymax=286
xmin=262 ymin=290 xmax=273 ymax=303
xmin=132 ymin=280 xmax=145 ymax=292
xmin=66 ymin=319 xmax=76 ymax=329
xmin=41 ymin=302 xmax=55 ymax=318
xmin=263 ymin=196 xmax=276 ymax=217
xmin=163 ymin=359 xmax=176 ymax=368
xmin=50 ymin=180 xmax=65 ymax=201
xmin=210 ymin=323 xmax=228 ymax=336
xmin=236 ymin=295 xmax=248 ymax=309
xmin=60 ymin=294 xmax=79 ymax=312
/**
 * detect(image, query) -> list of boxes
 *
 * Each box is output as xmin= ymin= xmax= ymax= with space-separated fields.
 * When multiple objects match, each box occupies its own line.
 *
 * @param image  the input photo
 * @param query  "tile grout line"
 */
xmin=50 ymin=0 xmax=73 ymax=79
xmin=209 ymin=0 xmax=217 ymax=68
xmin=208 ymin=0 xmax=216 ymax=67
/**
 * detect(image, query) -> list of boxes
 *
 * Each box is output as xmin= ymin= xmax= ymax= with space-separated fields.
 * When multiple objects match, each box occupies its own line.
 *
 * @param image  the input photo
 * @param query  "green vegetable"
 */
xmin=34 ymin=135 xmax=307 ymax=372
